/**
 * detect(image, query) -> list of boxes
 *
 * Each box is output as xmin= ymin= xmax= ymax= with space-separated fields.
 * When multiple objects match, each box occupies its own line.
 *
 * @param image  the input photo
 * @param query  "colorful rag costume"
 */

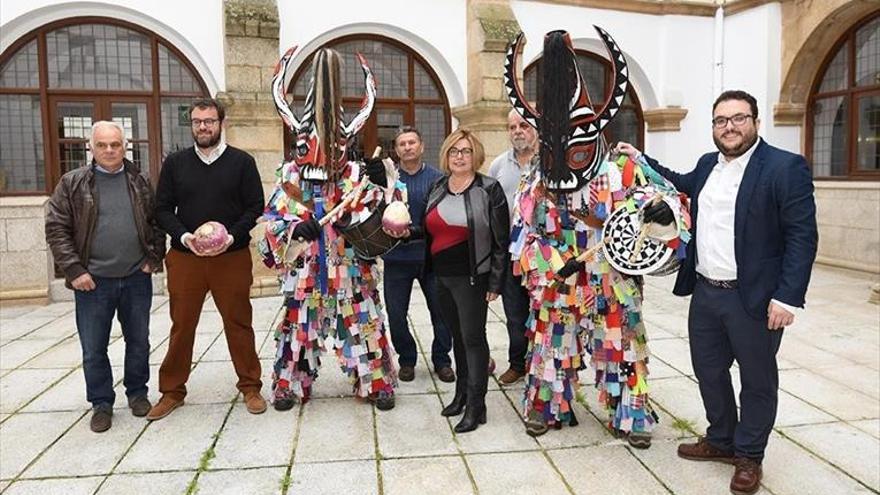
xmin=259 ymin=47 xmax=401 ymax=406
xmin=504 ymin=29 xmax=691 ymax=435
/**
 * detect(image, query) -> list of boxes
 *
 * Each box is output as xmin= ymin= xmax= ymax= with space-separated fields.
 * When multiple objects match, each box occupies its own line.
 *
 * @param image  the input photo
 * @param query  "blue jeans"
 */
xmin=383 ymin=261 xmax=452 ymax=368
xmin=501 ymin=265 xmax=530 ymax=372
xmin=74 ymin=270 xmax=152 ymax=409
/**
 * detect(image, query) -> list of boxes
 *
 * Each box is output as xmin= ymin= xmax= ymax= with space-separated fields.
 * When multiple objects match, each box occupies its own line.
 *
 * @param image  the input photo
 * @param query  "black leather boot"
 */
xmin=441 ymin=392 xmax=467 ymax=417
xmin=453 ymin=404 xmax=487 ymax=433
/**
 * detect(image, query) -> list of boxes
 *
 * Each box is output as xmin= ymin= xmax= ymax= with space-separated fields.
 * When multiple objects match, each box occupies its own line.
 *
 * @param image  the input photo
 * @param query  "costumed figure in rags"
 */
xmin=260 ymin=47 xmax=405 ymax=412
xmin=504 ymin=29 xmax=691 ymax=442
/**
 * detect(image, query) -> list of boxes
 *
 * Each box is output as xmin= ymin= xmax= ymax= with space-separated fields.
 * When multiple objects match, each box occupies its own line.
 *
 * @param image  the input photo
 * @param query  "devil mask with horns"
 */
xmin=272 ymin=46 xmax=376 ymax=183
xmin=504 ymin=28 xmax=629 ymax=193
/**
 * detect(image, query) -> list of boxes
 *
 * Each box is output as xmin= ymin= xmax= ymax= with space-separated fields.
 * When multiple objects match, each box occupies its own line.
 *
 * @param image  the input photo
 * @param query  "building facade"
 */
xmin=0 ymin=0 xmax=877 ymax=302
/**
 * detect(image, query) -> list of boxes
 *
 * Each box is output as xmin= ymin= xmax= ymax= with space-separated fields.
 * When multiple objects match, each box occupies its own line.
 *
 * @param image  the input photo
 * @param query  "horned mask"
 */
xmin=504 ymin=28 xmax=629 ymax=192
xmin=272 ymin=46 xmax=376 ymax=182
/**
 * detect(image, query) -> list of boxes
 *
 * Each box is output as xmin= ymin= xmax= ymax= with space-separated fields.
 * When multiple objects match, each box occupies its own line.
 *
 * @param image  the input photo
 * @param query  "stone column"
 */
xmin=220 ymin=0 xmax=283 ymax=296
xmin=453 ymin=0 xmax=522 ymax=169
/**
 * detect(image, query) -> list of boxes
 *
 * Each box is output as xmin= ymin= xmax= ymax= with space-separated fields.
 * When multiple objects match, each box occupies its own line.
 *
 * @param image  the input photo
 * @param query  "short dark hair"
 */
xmin=712 ymin=90 xmax=758 ymax=119
xmin=394 ymin=126 xmax=422 ymax=145
xmin=189 ymin=98 xmax=226 ymax=121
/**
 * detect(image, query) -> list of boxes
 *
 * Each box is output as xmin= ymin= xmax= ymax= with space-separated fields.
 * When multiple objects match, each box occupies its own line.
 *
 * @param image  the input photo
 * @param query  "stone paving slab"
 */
xmin=0 ymin=410 xmax=82 ymax=479
xmin=466 ymin=451 xmax=570 ymax=495
xmin=292 ymin=398 xmax=375 ymax=463
xmin=198 ymin=467 xmax=287 ymax=495
xmin=288 ymin=459 xmax=378 ymax=494
xmin=3 ymin=477 xmax=103 ymax=495
xmin=211 ymin=402 xmax=298 ymax=470
xmin=781 ymin=422 xmax=880 ymax=490
xmin=0 ymin=368 xmax=70 ymax=414
xmin=381 ymin=456 xmax=473 ymax=495
xmin=762 ymin=432 xmax=875 ymax=495
xmin=549 ymin=445 xmax=670 ymax=495
xmin=95 ymin=471 xmax=194 ymax=495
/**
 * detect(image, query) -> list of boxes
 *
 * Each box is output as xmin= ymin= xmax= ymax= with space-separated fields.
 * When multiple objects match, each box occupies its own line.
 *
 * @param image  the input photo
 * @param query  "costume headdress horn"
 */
xmin=272 ymin=46 xmax=377 ymax=181
xmin=503 ymin=27 xmax=629 ymax=192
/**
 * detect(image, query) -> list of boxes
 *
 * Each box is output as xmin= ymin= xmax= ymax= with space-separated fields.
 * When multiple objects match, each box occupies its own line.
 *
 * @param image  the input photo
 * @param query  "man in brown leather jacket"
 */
xmin=45 ymin=121 xmax=165 ymax=433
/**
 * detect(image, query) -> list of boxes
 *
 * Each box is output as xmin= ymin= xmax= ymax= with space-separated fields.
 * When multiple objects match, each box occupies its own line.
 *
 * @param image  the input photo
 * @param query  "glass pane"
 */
xmin=158 ymin=44 xmax=201 ymax=93
xmin=0 ymin=39 xmax=39 ymax=88
xmin=128 ymin=142 xmax=150 ymax=176
xmin=605 ymin=107 xmax=640 ymax=148
xmin=375 ymin=107 xmax=405 ymax=162
xmin=524 ymin=62 xmax=538 ymax=103
xmin=0 ymin=95 xmax=45 ymax=192
xmin=334 ymin=40 xmax=408 ymax=98
xmin=811 ymin=96 xmax=849 ymax=177
xmin=856 ymin=94 xmax=880 ymax=171
xmin=413 ymin=63 xmax=439 ymax=99
xmin=56 ymin=102 xmax=93 ymax=139
xmin=414 ymin=105 xmax=445 ymax=168
xmin=112 ymin=102 xmax=149 ymax=140
xmin=855 ymin=16 xmax=880 ymax=88
xmin=160 ymin=97 xmax=194 ymax=159
xmin=818 ymin=46 xmax=848 ymax=94
xmin=46 ymin=24 xmax=153 ymax=90
xmin=59 ymin=142 xmax=90 ymax=176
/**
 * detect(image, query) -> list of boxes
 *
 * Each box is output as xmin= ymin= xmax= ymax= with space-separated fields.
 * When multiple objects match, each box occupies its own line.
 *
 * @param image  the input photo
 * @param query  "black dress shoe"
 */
xmin=441 ymin=393 xmax=467 ymax=417
xmin=453 ymin=405 xmax=486 ymax=433
xmin=398 ymin=366 xmax=415 ymax=382
xmin=435 ymin=367 xmax=455 ymax=383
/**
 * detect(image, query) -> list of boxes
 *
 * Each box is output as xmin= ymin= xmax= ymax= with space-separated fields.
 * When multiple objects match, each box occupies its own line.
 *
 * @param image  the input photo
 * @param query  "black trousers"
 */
xmin=689 ymin=278 xmax=784 ymax=461
xmin=500 ymin=265 xmax=530 ymax=372
xmin=436 ymin=274 xmax=490 ymax=408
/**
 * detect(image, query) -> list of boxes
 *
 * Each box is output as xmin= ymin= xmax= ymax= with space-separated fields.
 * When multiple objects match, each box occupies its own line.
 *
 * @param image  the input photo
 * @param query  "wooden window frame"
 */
xmin=0 ymin=16 xmax=209 ymax=195
xmin=806 ymin=12 xmax=880 ymax=181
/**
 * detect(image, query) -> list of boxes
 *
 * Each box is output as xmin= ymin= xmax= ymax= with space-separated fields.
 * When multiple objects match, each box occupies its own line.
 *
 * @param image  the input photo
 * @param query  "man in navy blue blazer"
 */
xmin=617 ymin=90 xmax=817 ymax=495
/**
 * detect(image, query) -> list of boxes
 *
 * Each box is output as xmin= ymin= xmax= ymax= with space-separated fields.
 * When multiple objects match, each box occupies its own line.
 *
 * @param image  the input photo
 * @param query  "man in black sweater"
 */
xmin=148 ymin=98 xmax=267 ymax=420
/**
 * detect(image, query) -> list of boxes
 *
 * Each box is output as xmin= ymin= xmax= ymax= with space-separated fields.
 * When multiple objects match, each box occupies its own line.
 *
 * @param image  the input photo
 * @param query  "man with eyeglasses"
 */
xmin=487 ymin=109 xmax=538 ymax=386
xmin=46 ymin=121 xmax=165 ymax=432
xmin=616 ymin=90 xmax=817 ymax=495
xmin=150 ymin=98 xmax=267 ymax=421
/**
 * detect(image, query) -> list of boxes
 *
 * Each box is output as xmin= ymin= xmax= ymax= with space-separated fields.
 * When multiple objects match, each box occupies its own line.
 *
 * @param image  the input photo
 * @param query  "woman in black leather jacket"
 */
xmin=391 ymin=128 xmax=509 ymax=432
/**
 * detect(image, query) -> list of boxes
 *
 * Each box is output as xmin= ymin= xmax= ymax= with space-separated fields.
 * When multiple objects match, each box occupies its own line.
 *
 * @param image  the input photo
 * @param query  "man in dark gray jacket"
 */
xmin=45 ymin=121 xmax=165 ymax=433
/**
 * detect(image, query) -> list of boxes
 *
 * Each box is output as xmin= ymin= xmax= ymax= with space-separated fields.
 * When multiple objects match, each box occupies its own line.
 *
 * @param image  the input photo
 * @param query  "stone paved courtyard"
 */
xmin=0 ymin=264 xmax=878 ymax=495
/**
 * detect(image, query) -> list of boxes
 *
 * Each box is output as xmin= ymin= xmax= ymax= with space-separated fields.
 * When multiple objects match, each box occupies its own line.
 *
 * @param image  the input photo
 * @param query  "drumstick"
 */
xmin=629 ymin=196 xmax=660 ymax=263
xmin=316 ymin=146 xmax=382 ymax=227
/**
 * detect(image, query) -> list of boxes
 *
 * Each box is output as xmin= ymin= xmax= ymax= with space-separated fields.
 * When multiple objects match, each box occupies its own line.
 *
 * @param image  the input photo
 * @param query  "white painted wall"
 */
xmin=277 ymin=0 xmax=468 ymax=109
xmin=723 ymin=3 xmax=802 ymax=155
xmin=0 ymin=0 xmax=225 ymax=94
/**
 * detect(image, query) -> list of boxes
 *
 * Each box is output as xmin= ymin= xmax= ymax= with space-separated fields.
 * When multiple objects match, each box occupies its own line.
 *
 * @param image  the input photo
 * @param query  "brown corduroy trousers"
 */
xmin=159 ymin=248 xmax=262 ymax=400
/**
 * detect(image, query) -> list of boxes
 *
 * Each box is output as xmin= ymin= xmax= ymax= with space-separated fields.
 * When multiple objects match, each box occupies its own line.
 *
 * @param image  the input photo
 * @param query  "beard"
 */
xmin=713 ymin=128 xmax=758 ymax=158
xmin=193 ymin=129 xmax=222 ymax=149
xmin=511 ymin=136 xmax=534 ymax=153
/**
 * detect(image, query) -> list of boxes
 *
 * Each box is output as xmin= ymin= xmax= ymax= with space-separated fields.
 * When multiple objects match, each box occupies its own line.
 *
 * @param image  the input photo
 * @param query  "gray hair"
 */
xmin=89 ymin=121 xmax=128 ymax=149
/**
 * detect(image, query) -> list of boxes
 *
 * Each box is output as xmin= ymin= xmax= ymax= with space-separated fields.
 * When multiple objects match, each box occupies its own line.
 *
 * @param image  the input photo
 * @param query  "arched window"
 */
xmin=523 ymin=50 xmax=644 ymax=150
xmin=0 ymin=18 xmax=209 ymax=194
xmin=286 ymin=35 xmax=451 ymax=167
xmin=807 ymin=13 xmax=879 ymax=179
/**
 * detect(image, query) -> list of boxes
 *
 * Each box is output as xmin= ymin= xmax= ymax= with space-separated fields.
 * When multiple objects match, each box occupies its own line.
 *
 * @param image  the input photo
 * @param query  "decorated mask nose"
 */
xmin=293 ymin=133 xmax=329 ymax=182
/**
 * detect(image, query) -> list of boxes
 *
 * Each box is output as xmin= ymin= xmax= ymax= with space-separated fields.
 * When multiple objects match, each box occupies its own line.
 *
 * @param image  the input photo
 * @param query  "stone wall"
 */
xmin=219 ymin=0 xmax=283 ymax=297
xmin=814 ymin=181 xmax=880 ymax=274
xmin=0 ymin=197 xmax=51 ymax=303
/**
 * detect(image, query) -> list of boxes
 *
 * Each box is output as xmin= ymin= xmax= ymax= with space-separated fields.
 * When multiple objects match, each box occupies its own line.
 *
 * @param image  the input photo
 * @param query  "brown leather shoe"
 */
xmin=677 ymin=437 xmax=735 ymax=464
xmin=245 ymin=392 xmax=267 ymax=414
xmin=730 ymin=457 xmax=762 ymax=495
xmin=498 ymin=368 xmax=525 ymax=385
xmin=128 ymin=396 xmax=152 ymax=417
xmin=398 ymin=366 xmax=415 ymax=382
xmin=146 ymin=396 xmax=184 ymax=421
xmin=435 ymin=367 xmax=455 ymax=383
xmin=90 ymin=407 xmax=113 ymax=433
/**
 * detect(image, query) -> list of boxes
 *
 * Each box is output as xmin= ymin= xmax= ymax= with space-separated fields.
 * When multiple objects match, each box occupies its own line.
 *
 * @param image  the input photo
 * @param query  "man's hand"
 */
xmin=555 ymin=258 xmax=584 ymax=280
xmin=71 ymin=273 xmax=96 ymax=291
xmin=199 ymin=235 xmax=234 ymax=257
xmin=292 ymin=219 xmax=322 ymax=241
xmin=767 ymin=301 xmax=794 ymax=330
xmin=614 ymin=142 xmax=642 ymax=160
xmin=141 ymin=263 xmax=153 ymax=274
xmin=382 ymin=226 xmax=411 ymax=239
xmin=365 ymin=158 xmax=387 ymax=187
xmin=486 ymin=291 xmax=499 ymax=302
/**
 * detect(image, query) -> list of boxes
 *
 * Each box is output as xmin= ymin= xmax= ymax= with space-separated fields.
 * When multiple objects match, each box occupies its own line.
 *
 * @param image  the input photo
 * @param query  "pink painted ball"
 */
xmin=382 ymin=201 xmax=411 ymax=235
xmin=192 ymin=221 xmax=228 ymax=252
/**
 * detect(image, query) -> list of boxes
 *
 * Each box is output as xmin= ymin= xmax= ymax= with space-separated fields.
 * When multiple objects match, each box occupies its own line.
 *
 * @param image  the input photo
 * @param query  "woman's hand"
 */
xmin=486 ymin=292 xmax=499 ymax=302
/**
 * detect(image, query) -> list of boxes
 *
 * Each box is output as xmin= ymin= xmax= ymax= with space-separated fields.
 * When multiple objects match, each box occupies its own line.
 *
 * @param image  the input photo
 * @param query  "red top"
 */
xmin=425 ymin=207 xmax=468 ymax=256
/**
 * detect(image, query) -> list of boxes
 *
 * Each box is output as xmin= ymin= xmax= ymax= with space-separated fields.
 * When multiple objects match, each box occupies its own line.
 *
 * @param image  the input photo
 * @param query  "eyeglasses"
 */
xmin=191 ymin=118 xmax=220 ymax=128
xmin=712 ymin=114 xmax=754 ymax=129
xmin=447 ymin=147 xmax=473 ymax=158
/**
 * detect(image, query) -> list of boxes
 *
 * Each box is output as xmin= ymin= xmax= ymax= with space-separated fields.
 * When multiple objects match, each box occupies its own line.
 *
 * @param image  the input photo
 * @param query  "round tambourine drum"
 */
xmin=601 ymin=205 xmax=678 ymax=276
xmin=336 ymin=200 xmax=400 ymax=260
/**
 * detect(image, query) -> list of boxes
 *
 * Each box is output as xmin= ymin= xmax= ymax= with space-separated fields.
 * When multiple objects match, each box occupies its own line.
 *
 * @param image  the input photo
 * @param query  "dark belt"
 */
xmin=697 ymin=273 xmax=738 ymax=289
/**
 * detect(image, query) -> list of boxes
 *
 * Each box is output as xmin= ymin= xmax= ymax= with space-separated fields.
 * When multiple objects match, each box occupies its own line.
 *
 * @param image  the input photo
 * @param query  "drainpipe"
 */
xmin=713 ymin=1 xmax=725 ymax=96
